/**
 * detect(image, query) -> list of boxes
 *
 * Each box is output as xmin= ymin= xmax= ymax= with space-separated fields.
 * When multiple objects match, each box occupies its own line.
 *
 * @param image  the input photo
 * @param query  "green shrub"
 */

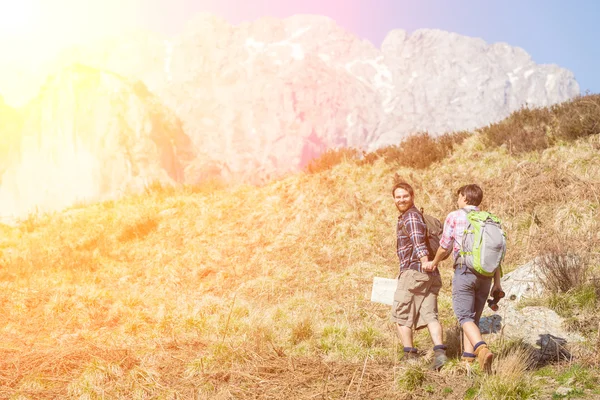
xmin=478 ymin=348 xmax=537 ymax=400
xmin=481 ymin=94 xmax=600 ymax=153
xmin=353 ymin=326 xmax=382 ymax=348
xmin=481 ymin=105 xmax=552 ymax=153
xmin=557 ymin=364 xmax=599 ymax=390
xmin=437 ymin=130 xmax=471 ymax=156
xmin=318 ymin=325 xmax=347 ymax=353
xmin=552 ymin=94 xmax=600 ymax=141
xmin=395 ymin=132 xmax=445 ymax=169
xmin=361 ymin=130 xmax=470 ymax=169
xmin=360 ymin=143 xmax=401 ymax=165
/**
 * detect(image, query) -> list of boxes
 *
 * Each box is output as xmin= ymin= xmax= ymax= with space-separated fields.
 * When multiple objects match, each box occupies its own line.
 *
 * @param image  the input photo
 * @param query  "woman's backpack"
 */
xmin=459 ymin=210 xmax=507 ymax=277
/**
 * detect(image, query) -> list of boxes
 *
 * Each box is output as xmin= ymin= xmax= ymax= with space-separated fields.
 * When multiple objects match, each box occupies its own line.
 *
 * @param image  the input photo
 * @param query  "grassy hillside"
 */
xmin=1 ymin=96 xmax=599 ymax=399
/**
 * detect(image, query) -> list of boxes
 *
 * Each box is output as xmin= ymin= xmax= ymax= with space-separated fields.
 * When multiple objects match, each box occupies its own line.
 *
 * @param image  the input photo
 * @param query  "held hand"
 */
xmin=422 ymin=261 xmax=436 ymax=272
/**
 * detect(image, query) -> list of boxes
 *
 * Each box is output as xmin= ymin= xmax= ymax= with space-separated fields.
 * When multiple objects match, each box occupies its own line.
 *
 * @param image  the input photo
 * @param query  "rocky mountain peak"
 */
xmin=0 ymin=14 xmax=581 ymax=217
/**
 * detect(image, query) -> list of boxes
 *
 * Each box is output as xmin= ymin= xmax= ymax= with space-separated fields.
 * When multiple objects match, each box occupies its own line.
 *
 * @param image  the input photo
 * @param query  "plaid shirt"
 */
xmin=439 ymin=205 xmax=479 ymax=262
xmin=396 ymin=206 xmax=434 ymax=274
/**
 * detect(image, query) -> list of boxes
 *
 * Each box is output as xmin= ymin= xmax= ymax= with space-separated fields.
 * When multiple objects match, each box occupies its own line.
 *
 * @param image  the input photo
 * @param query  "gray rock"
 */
xmin=480 ymin=260 xmax=584 ymax=346
xmin=499 ymin=259 xmax=545 ymax=302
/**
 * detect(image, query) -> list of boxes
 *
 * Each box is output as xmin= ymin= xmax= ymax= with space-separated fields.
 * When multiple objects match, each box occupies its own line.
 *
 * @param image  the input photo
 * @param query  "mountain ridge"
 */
xmin=0 ymin=13 xmax=582 ymax=218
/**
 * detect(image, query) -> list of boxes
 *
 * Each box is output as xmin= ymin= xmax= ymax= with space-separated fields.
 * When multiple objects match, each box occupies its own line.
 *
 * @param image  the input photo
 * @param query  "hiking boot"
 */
xmin=474 ymin=344 xmax=493 ymax=373
xmin=403 ymin=348 xmax=420 ymax=363
xmin=431 ymin=349 xmax=447 ymax=371
xmin=461 ymin=354 xmax=476 ymax=364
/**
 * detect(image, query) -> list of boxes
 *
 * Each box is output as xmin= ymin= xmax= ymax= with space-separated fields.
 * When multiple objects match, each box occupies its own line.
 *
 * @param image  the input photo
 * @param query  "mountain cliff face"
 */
xmin=376 ymin=29 xmax=580 ymax=147
xmin=39 ymin=14 xmax=578 ymax=181
xmin=0 ymin=14 xmax=580 ymax=187
xmin=0 ymin=65 xmax=194 ymax=220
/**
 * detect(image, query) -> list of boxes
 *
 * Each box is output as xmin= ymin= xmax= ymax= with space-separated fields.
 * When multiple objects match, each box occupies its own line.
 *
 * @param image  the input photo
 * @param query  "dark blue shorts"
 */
xmin=452 ymin=264 xmax=492 ymax=326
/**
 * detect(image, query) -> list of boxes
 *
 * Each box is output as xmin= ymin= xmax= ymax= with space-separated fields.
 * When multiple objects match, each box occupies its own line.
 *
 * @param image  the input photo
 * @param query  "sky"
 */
xmin=0 ymin=0 xmax=598 ymax=93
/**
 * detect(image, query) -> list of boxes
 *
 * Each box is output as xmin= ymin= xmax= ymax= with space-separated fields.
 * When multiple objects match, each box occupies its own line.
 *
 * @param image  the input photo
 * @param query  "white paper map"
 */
xmin=370 ymin=277 xmax=397 ymax=305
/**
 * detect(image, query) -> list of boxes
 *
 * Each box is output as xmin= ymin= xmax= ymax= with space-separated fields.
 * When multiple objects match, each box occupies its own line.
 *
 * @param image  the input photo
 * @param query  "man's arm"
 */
xmin=403 ymin=212 xmax=429 ymax=262
xmin=424 ymin=212 xmax=455 ymax=271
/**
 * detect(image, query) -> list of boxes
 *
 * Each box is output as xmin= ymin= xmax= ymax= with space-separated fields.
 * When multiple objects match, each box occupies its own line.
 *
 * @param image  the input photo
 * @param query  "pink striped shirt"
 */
xmin=439 ymin=205 xmax=479 ymax=262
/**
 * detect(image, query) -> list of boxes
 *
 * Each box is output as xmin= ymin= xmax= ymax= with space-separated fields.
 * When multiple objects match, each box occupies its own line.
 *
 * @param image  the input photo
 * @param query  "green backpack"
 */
xmin=459 ymin=210 xmax=507 ymax=277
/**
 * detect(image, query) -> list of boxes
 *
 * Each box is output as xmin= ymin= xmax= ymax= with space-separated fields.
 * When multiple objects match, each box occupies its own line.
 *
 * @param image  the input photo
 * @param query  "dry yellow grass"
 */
xmin=0 ymin=129 xmax=599 ymax=398
xmin=478 ymin=347 xmax=537 ymax=399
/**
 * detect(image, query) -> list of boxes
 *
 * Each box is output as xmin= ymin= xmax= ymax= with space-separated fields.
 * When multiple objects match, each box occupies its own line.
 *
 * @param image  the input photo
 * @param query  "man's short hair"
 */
xmin=392 ymin=181 xmax=414 ymax=198
xmin=457 ymin=184 xmax=483 ymax=206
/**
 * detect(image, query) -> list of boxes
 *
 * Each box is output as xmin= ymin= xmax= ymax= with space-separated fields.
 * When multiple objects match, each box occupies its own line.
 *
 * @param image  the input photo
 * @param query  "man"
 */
xmin=424 ymin=184 xmax=502 ymax=373
xmin=391 ymin=181 xmax=447 ymax=371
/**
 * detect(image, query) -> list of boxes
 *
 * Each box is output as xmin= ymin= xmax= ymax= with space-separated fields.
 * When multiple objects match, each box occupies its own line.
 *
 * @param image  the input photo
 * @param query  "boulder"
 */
xmin=479 ymin=260 xmax=584 ymax=346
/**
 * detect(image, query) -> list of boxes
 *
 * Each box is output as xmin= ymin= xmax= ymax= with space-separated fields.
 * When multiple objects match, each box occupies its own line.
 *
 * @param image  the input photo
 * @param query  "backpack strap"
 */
xmin=458 ymin=208 xmax=473 ymax=263
xmin=399 ymin=208 xmax=427 ymax=238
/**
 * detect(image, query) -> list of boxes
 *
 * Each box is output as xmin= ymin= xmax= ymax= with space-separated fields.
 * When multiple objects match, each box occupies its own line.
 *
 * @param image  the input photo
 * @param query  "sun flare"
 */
xmin=0 ymin=0 xmax=39 ymax=36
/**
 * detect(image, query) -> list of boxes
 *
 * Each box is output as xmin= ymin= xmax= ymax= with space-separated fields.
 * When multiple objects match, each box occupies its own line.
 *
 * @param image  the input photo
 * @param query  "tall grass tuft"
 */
xmin=479 ymin=347 xmax=537 ymax=400
xmin=397 ymin=363 xmax=426 ymax=392
xmin=537 ymin=251 xmax=589 ymax=293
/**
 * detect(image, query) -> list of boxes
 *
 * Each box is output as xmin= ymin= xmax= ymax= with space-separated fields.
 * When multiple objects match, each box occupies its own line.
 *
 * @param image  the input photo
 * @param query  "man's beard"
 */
xmin=396 ymin=203 xmax=411 ymax=213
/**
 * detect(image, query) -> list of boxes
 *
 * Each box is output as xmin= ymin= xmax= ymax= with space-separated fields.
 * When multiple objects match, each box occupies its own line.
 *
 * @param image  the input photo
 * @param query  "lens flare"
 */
xmin=0 ymin=0 xmax=39 ymax=36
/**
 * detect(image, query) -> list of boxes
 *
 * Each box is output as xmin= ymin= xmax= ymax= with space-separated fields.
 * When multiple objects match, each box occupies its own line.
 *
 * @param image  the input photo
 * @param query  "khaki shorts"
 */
xmin=391 ymin=269 xmax=442 ymax=330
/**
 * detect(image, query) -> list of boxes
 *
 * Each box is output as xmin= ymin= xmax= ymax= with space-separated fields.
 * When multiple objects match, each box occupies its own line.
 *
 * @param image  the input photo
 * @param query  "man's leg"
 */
xmin=457 ymin=275 xmax=494 ymax=371
xmin=391 ymin=271 xmax=420 ymax=359
xmin=419 ymin=275 xmax=447 ymax=370
xmin=463 ymin=275 xmax=493 ymax=349
xmin=461 ymin=330 xmax=476 ymax=363
xmin=426 ymin=320 xmax=444 ymax=346
xmin=420 ymin=274 xmax=444 ymax=346
xmin=397 ymin=324 xmax=414 ymax=348
xmin=427 ymin=320 xmax=448 ymax=371
xmin=463 ymin=321 xmax=493 ymax=373
xmin=396 ymin=324 xmax=419 ymax=360
xmin=461 ymin=322 xmax=493 ymax=371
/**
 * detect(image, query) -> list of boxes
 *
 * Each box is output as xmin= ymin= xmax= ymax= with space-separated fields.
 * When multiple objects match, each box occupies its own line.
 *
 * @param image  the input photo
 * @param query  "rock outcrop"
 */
xmin=376 ymin=29 xmax=580 ymax=147
xmin=0 ymin=14 xmax=579 ymax=183
xmin=0 ymin=65 xmax=194 ymax=220
xmin=479 ymin=260 xmax=584 ymax=346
